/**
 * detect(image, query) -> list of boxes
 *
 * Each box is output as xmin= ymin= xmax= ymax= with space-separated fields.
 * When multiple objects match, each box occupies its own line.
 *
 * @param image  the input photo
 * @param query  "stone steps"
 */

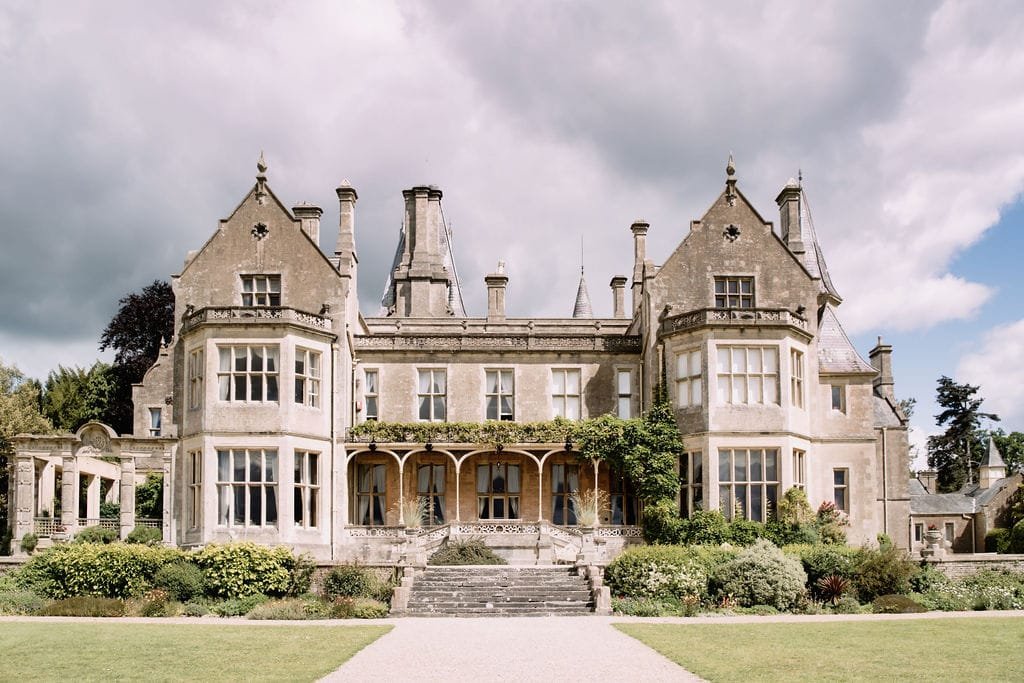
xmin=406 ymin=565 xmax=595 ymax=617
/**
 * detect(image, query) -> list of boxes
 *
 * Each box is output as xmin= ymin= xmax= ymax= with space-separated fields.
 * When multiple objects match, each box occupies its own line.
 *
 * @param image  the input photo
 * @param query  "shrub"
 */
xmin=18 ymin=542 xmax=182 ymax=599
xmin=330 ymin=597 xmax=390 ymax=619
xmin=152 ymin=561 xmax=205 ymax=602
xmin=0 ymin=590 xmax=46 ymax=615
xmin=194 ymin=543 xmax=296 ymax=598
xmin=604 ymin=545 xmax=709 ymax=600
xmin=985 ymin=528 xmax=1010 ymax=554
xmin=20 ymin=533 xmax=38 ymax=555
xmin=711 ymin=539 xmax=807 ymax=610
xmin=138 ymin=588 xmax=177 ymax=617
xmin=323 ymin=565 xmax=377 ymax=600
xmin=777 ymin=488 xmax=815 ymax=527
xmin=125 ymin=525 xmax=163 ymax=545
xmin=854 ymin=544 xmax=918 ymax=602
xmin=816 ymin=501 xmax=848 ymax=545
xmin=641 ymin=500 xmax=684 ymax=545
xmin=832 ymin=594 xmax=863 ymax=614
xmin=764 ymin=522 xmax=819 ymax=547
xmin=872 ymin=594 xmax=926 ymax=614
xmin=428 ymin=539 xmax=506 ymax=566
xmin=686 ymin=545 xmax=740 ymax=578
xmin=816 ymin=575 xmax=851 ymax=605
xmin=99 ymin=501 xmax=120 ymax=519
xmin=960 ymin=569 xmax=1024 ymax=610
xmin=727 ymin=518 xmax=764 ymax=546
xmin=37 ymin=596 xmax=126 ymax=617
xmin=287 ymin=554 xmax=316 ymax=597
xmin=681 ymin=510 xmax=729 ymax=546
xmin=909 ymin=563 xmax=948 ymax=594
xmin=799 ymin=544 xmax=862 ymax=592
xmin=1008 ymin=519 xmax=1024 ymax=554
xmin=211 ymin=594 xmax=269 ymax=617
xmin=181 ymin=601 xmax=210 ymax=617
xmin=74 ymin=526 xmax=118 ymax=544
xmin=247 ymin=598 xmax=329 ymax=620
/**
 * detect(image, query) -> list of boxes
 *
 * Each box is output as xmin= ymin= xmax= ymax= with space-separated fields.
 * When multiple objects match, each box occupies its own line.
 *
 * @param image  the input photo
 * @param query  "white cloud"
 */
xmin=957 ymin=319 xmax=1024 ymax=428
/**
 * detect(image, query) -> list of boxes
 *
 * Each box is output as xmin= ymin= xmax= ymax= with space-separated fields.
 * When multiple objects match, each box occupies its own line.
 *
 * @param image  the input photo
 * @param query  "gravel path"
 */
xmin=320 ymin=616 xmax=701 ymax=682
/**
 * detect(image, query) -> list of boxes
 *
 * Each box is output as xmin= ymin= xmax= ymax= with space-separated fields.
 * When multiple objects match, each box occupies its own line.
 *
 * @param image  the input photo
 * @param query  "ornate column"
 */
xmin=161 ymin=452 xmax=172 ymax=545
xmin=13 ymin=452 xmax=35 ymax=546
xmin=86 ymin=474 xmax=101 ymax=520
xmin=119 ymin=453 xmax=136 ymax=539
xmin=60 ymin=454 xmax=78 ymax=534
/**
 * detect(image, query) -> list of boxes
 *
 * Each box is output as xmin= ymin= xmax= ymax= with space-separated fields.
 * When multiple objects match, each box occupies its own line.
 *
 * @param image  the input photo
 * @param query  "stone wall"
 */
xmin=926 ymin=554 xmax=1024 ymax=579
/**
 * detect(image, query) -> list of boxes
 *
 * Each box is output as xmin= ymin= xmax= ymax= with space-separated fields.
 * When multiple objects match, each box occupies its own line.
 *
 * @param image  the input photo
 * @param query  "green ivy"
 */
xmin=348 ymin=418 xmax=577 ymax=445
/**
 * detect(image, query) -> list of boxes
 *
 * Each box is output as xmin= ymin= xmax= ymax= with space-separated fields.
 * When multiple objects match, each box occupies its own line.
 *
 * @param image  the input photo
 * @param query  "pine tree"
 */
xmin=926 ymin=376 xmax=999 ymax=492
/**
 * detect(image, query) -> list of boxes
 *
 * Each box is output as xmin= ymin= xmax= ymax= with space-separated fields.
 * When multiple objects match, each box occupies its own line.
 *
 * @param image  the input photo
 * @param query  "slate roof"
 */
xmin=817 ymin=305 xmax=876 ymax=374
xmin=572 ymin=274 xmax=593 ymax=318
xmin=378 ymin=210 xmax=467 ymax=317
xmin=799 ymin=188 xmax=841 ymax=302
xmin=873 ymin=394 xmax=903 ymax=427
xmin=910 ymin=492 xmax=976 ymax=515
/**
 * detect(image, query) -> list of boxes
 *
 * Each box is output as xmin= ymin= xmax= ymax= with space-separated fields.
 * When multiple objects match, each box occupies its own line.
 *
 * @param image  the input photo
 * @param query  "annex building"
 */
xmin=10 ymin=157 xmax=911 ymax=562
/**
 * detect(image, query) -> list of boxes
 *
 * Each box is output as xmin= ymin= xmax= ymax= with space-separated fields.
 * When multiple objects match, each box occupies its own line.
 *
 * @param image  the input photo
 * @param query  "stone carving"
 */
xmin=353 ymin=334 xmax=641 ymax=353
xmin=79 ymin=427 xmax=110 ymax=453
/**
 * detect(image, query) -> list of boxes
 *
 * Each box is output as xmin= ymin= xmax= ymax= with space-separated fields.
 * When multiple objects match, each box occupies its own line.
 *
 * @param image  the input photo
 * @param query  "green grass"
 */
xmin=616 ymin=618 xmax=1024 ymax=682
xmin=0 ymin=622 xmax=391 ymax=681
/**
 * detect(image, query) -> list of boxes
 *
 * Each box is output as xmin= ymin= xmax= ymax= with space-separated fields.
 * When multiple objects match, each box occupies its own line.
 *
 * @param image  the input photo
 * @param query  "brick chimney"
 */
xmin=293 ymin=203 xmax=322 ymax=245
xmin=334 ymin=181 xmax=358 ymax=277
xmin=485 ymin=261 xmax=509 ymax=321
xmin=869 ymin=336 xmax=895 ymax=401
xmin=393 ymin=185 xmax=450 ymax=316
xmin=775 ymin=179 xmax=805 ymax=254
xmin=917 ymin=470 xmax=937 ymax=495
xmin=610 ymin=276 xmax=627 ymax=318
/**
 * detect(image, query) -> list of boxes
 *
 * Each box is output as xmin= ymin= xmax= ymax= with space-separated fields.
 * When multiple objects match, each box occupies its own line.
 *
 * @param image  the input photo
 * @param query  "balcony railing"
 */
xmin=660 ymin=307 xmax=809 ymax=336
xmin=137 ymin=518 xmax=162 ymax=529
xmin=33 ymin=518 xmax=62 ymax=537
xmin=183 ymin=306 xmax=330 ymax=332
xmin=78 ymin=518 xmax=119 ymax=530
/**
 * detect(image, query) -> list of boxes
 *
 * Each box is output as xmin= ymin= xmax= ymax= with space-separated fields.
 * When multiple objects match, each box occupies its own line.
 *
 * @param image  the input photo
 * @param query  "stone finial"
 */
xmin=726 ymin=152 xmax=735 ymax=177
xmin=255 ymin=151 xmax=268 ymax=205
xmin=725 ymin=152 xmax=737 ymax=206
xmin=257 ymin=150 xmax=268 ymax=175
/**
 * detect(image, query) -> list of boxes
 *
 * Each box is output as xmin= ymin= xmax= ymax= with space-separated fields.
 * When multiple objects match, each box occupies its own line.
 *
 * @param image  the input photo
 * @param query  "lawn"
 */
xmin=616 ymin=618 xmax=1024 ymax=682
xmin=0 ymin=622 xmax=391 ymax=681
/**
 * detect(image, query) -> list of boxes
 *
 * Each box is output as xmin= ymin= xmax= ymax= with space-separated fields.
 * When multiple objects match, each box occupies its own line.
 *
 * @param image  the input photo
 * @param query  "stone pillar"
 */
xmin=119 ymin=454 xmax=136 ymax=539
xmin=13 ymin=452 xmax=36 ymax=546
xmin=610 ymin=276 xmax=627 ymax=318
xmin=161 ymin=453 xmax=172 ymax=545
xmin=293 ymin=203 xmax=323 ymax=245
xmin=60 ymin=454 xmax=78 ymax=534
xmin=630 ymin=221 xmax=648 ymax=315
xmin=485 ymin=263 xmax=509 ymax=321
xmin=333 ymin=447 xmax=349 ymax=559
xmin=86 ymin=474 xmax=101 ymax=520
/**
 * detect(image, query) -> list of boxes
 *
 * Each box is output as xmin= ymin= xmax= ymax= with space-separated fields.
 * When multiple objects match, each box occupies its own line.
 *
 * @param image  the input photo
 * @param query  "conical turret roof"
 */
xmin=572 ymin=273 xmax=593 ymax=318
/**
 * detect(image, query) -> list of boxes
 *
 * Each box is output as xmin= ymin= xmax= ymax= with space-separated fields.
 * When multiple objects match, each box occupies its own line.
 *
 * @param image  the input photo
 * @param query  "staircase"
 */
xmin=405 ymin=565 xmax=595 ymax=617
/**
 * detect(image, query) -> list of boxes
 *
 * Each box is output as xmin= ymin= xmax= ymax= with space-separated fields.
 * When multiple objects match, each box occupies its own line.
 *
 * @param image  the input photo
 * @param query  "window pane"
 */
xmin=418 ymin=371 xmax=430 ymax=394
xmin=750 ymin=449 xmax=763 ymax=480
xmin=731 ymin=349 xmax=744 ymax=373
xmin=234 ymin=376 xmax=246 ymax=401
xmin=434 ymin=371 xmax=446 ymax=393
xmin=693 ymin=454 xmax=703 ymax=487
xmin=365 ymin=371 xmax=377 ymax=393
xmin=219 ymin=348 xmax=231 ymax=372
xmin=265 ymin=451 xmax=277 ymax=482
xmin=419 ymin=396 xmax=431 ymax=420
xmin=618 ymin=370 xmax=631 ymax=394
xmin=764 ymin=376 xmax=778 ymax=404
xmin=748 ymin=376 xmax=761 ymax=404
xmin=751 ymin=485 xmax=763 ymax=522
xmin=618 ymin=397 xmax=631 ymax=418
xmin=266 ymin=487 xmax=277 ymax=524
xmin=691 ymin=378 xmax=702 ymax=405
xmin=716 ymin=348 xmax=729 ymax=373
xmin=834 ymin=469 xmax=846 ymax=486
xmin=566 ymin=398 xmax=580 ymax=420
xmin=486 ymin=370 xmax=498 ymax=393
xmin=477 ymin=465 xmax=488 ymax=493
xmin=433 ymin=397 xmax=446 ymax=421
xmin=679 ymin=454 xmax=690 ymax=485
xmin=734 ymin=450 xmax=748 ymax=482
xmin=486 ymin=396 xmax=498 ymax=420
xmin=508 ymin=464 xmax=520 ymax=492
xmin=764 ymin=350 xmax=777 ymax=373
xmin=566 ymin=371 xmax=580 ymax=394
xmin=765 ymin=450 xmax=778 ymax=481
xmin=732 ymin=376 xmax=746 ymax=402
xmin=719 ymin=450 xmax=731 ymax=481
xmin=251 ymin=375 xmax=263 ymax=401
xmin=717 ymin=376 xmax=730 ymax=402
xmin=218 ymin=450 xmax=230 ymax=481
xmin=748 ymin=349 xmax=762 ymax=373
xmin=676 ymin=355 xmax=686 ymax=378
xmin=553 ymin=371 xmax=565 ymax=394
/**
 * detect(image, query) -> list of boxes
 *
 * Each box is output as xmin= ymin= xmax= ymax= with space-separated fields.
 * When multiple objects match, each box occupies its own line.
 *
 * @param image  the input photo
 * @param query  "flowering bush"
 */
xmin=711 ymin=539 xmax=807 ymax=610
xmin=605 ymin=546 xmax=709 ymax=600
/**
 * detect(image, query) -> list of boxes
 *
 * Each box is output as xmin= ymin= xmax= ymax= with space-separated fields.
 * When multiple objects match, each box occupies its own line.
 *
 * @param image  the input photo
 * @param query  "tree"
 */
xmin=0 ymin=361 xmax=52 ymax=551
xmin=41 ymin=362 xmax=117 ymax=432
xmin=992 ymin=429 xmax=1024 ymax=475
xmin=926 ymin=376 xmax=999 ymax=492
xmin=98 ymin=280 xmax=174 ymax=434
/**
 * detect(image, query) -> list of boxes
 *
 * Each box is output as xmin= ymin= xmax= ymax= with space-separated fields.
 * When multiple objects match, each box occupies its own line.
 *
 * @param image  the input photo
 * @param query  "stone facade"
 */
xmin=10 ymin=157 xmax=911 ymax=561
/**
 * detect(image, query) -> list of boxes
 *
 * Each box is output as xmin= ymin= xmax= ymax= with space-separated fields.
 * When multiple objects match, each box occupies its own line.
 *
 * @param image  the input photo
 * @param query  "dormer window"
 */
xmin=714 ymin=276 xmax=754 ymax=308
xmin=241 ymin=275 xmax=280 ymax=307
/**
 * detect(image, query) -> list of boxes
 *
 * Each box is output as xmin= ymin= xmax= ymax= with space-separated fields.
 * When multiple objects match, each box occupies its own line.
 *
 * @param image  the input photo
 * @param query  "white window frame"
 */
xmin=675 ymin=350 xmax=702 ymax=408
xmin=790 ymin=349 xmax=804 ymax=409
xmin=187 ymin=450 xmax=202 ymax=530
xmin=833 ymin=468 xmax=849 ymax=512
xmin=218 ymin=345 xmax=280 ymax=403
xmin=793 ymin=449 xmax=806 ymax=490
xmin=718 ymin=448 xmax=780 ymax=522
xmin=417 ymin=368 xmax=447 ymax=422
xmin=715 ymin=346 xmax=779 ymax=405
xmin=616 ymin=369 xmax=633 ymax=419
xmin=188 ymin=348 xmax=204 ymax=410
xmin=294 ymin=451 xmax=320 ymax=529
xmin=485 ymin=369 xmax=515 ymax=421
xmin=714 ymin=276 xmax=754 ymax=308
xmin=944 ymin=521 xmax=955 ymax=544
xmin=241 ymin=274 xmax=281 ymax=307
xmin=294 ymin=348 xmax=321 ymax=408
xmin=216 ymin=448 xmax=278 ymax=528
xmin=914 ymin=523 xmax=924 ymax=544
xmin=831 ymin=384 xmax=846 ymax=413
xmin=679 ymin=451 xmax=704 ymax=518
xmin=148 ymin=407 xmax=162 ymax=437
xmin=551 ymin=368 xmax=582 ymax=420
xmin=363 ymin=369 xmax=379 ymax=421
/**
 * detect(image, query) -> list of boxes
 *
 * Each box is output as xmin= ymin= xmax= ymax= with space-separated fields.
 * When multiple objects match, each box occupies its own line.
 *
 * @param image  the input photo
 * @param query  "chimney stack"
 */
xmin=293 ymin=203 xmax=322 ymax=245
xmin=630 ymin=220 xmax=649 ymax=315
xmin=485 ymin=261 xmax=509 ymax=321
xmin=869 ymin=336 xmax=895 ymax=401
xmin=335 ymin=181 xmax=358 ymax=276
xmin=610 ymin=276 xmax=627 ymax=318
xmin=775 ymin=180 xmax=805 ymax=254
xmin=917 ymin=470 xmax=937 ymax=495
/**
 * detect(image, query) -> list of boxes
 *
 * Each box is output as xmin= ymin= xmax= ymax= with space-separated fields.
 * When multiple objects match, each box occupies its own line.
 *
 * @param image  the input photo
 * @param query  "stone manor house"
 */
xmin=10 ymin=157 xmax=913 ymax=562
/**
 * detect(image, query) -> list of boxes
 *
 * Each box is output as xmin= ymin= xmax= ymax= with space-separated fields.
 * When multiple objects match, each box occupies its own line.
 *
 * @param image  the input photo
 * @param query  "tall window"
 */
xmin=790 ymin=349 xmax=804 ymax=409
xmin=485 ymin=369 xmax=514 ymax=421
xmin=680 ymin=451 xmax=704 ymax=518
xmin=793 ymin=449 xmax=806 ymax=490
xmin=477 ymin=463 xmax=520 ymax=520
xmin=716 ymin=346 xmax=779 ymax=405
xmin=356 ymin=463 xmax=386 ymax=526
xmin=609 ymin=469 xmax=638 ymax=525
xmin=676 ymin=350 xmax=702 ymax=407
xmin=833 ymin=468 xmax=849 ymax=512
xmin=188 ymin=348 xmax=204 ymax=409
xmin=294 ymin=451 xmax=319 ymax=528
xmin=187 ymin=451 xmax=201 ymax=530
xmin=417 ymin=464 xmax=445 ymax=526
xmin=149 ymin=408 xmax=162 ymax=437
xmin=218 ymin=346 xmax=279 ymax=402
xmin=719 ymin=448 xmax=779 ymax=522
xmin=551 ymin=463 xmax=579 ymax=525
xmin=552 ymin=369 xmax=581 ymax=419
xmin=831 ymin=384 xmax=846 ymax=413
xmin=616 ymin=370 xmax=632 ymax=418
xmin=241 ymin=274 xmax=280 ymax=307
xmin=363 ymin=370 xmax=379 ymax=421
xmin=217 ymin=448 xmax=278 ymax=527
xmin=294 ymin=348 xmax=321 ymax=408
xmin=417 ymin=369 xmax=447 ymax=422
xmin=714 ymin=276 xmax=754 ymax=308
xmin=914 ymin=523 xmax=924 ymax=544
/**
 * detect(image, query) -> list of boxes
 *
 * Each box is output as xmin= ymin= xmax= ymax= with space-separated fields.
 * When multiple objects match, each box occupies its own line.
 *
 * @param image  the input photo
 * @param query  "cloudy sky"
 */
xmin=1 ymin=1 xmax=1022 ymax=455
